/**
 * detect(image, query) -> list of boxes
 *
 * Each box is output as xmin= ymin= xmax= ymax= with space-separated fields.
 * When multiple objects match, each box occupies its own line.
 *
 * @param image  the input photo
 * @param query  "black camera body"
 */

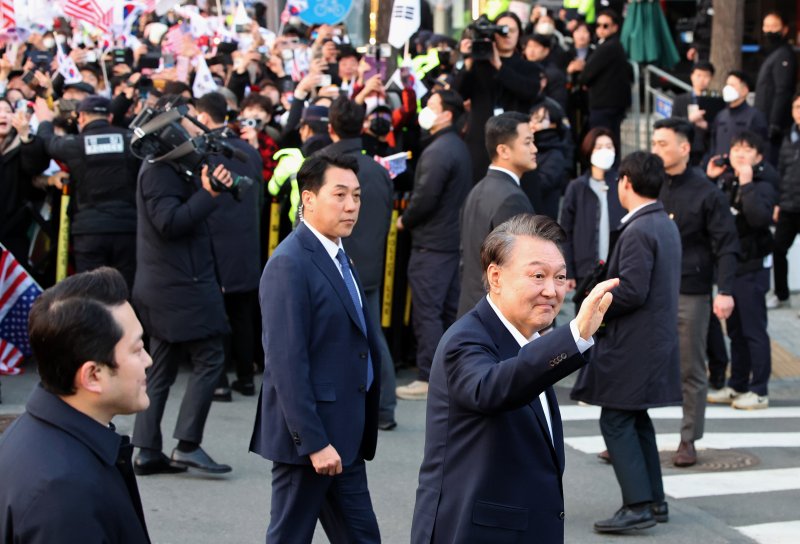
xmin=467 ymin=14 xmax=509 ymax=61
xmin=712 ymin=155 xmax=731 ymax=169
xmin=129 ymin=104 xmax=255 ymax=201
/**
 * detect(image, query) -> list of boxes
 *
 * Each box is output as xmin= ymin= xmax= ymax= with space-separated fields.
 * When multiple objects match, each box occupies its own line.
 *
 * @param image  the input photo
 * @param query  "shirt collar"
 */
xmin=303 ymin=220 xmax=344 ymax=260
xmin=486 ymin=294 xmax=539 ymax=347
xmin=488 ymin=166 xmax=521 ymax=186
xmin=620 ymin=200 xmax=657 ymax=224
xmin=25 ymin=383 xmax=122 ymax=466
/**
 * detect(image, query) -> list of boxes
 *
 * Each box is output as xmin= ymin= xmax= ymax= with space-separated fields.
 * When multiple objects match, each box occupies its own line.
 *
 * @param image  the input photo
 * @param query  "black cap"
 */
xmin=77 ymin=95 xmax=110 ymax=114
xmin=367 ymin=104 xmax=392 ymax=117
xmin=301 ymin=105 xmax=329 ymax=124
xmin=64 ymin=81 xmax=96 ymax=94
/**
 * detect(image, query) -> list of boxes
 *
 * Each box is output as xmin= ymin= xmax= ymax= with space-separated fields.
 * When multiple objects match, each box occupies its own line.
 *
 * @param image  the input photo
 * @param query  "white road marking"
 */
xmin=663 ymin=468 xmax=800 ymax=499
xmin=735 ymin=520 xmax=800 ymax=544
xmin=559 ymin=405 xmax=800 ymax=421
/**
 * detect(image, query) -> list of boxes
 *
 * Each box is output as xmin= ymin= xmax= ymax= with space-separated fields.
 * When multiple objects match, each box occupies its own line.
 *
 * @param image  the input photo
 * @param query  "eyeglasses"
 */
xmin=597 ymin=23 xmax=613 ymax=29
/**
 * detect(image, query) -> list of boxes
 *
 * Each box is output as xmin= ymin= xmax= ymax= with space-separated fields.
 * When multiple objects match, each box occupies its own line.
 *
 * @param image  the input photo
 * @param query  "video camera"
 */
xmin=467 ymin=14 xmax=509 ymax=61
xmin=129 ymin=101 xmax=255 ymax=201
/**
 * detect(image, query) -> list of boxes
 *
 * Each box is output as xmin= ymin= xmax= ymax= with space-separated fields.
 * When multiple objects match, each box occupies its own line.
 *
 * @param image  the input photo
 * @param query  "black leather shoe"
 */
xmin=378 ymin=419 xmax=397 ymax=431
xmin=171 ymin=447 xmax=232 ymax=474
xmin=231 ymin=380 xmax=256 ymax=396
xmin=651 ymin=501 xmax=668 ymax=523
xmin=594 ymin=505 xmax=657 ymax=533
xmin=212 ymin=387 xmax=232 ymax=402
xmin=134 ymin=450 xmax=188 ymax=476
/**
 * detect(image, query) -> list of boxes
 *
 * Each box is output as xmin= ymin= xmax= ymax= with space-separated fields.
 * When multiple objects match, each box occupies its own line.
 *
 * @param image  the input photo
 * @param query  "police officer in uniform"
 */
xmin=37 ymin=95 xmax=141 ymax=291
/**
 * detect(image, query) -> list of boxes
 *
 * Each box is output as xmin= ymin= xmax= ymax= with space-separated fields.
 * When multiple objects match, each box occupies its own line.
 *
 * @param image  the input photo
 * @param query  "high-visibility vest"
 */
xmin=563 ymin=0 xmax=595 ymax=24
xmin=267 ymin=148 xmax=304 ymax=224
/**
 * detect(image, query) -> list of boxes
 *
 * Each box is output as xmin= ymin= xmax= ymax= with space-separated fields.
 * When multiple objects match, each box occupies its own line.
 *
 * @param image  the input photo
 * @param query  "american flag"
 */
xmin=0 ymin=245 xmax=42 ymax=376
xmin=63 ymin=0 xmax=113 ymax=34
xmin=0 ymin=0 xmax=15 ymax=30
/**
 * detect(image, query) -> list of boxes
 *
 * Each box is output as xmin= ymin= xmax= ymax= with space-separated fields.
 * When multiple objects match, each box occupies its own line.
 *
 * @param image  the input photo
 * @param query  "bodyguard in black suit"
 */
xmin=572 ymin=152 xmax=682 ymax=533
xmin=458 ymin=112 xmax=536 ymax=316
xmin=250 ymin=153 xmax=381 ymax=543
xmin=0 ymin=269 xmax=151 ymax=543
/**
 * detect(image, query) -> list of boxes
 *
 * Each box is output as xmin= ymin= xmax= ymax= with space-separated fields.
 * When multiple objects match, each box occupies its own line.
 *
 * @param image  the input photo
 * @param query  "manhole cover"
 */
xmin=659 ymin=449 xmax=760 ymax=471
xmin=0 ymin=414 xmax=20 ymax=434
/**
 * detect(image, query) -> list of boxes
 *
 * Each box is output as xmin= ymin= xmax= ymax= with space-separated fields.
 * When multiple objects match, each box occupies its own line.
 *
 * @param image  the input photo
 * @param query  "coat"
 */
xmin=0 ymin=385 xmax=150 ymax=543
xmin=250 ymin=222 xmax=381 ymax=466
xmin=319 ymin=138 xmax=393 ymax=291
xmin=206 ymin=137 xmax=264 ymax=294
xmin=754 ymin=42 xmax=797 ymax=135
xmin=777 ymin=127 xmax=800 ymax=213
xmin=411 ymin=298 xmax=586 ymax=543
xmin=133 ymin=161 xmax=229 ymax=343
xmin=458 ymin=168 xmax=534 ymax=316
xmin=709 ymin=103 xmax=768 ymax=159
xmin=402 ymin=127 xmax=472 ymax=252
xmin=559 ymin=170 xmax=625 ymax=280
xmin=571 ymin=202 xmax=682 ymax=410
xmin=578 ymin=34 xmax=631 ymax=112
xmin=520 ymin=128 xmax=567 ymax=220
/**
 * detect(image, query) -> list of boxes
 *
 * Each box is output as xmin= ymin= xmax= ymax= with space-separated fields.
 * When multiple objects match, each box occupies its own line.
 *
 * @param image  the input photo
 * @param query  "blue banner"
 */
xmin=298 ymin=0 xmax=353 ymax=25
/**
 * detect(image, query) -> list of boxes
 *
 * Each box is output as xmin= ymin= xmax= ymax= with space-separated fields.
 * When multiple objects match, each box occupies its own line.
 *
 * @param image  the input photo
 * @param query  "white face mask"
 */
xmin=42 ymin=37 xmax=55 ymax=49
xmin=590 ymin=148 xmax=616 ymax=171
xmin=417 ymin=107 xmax=438 ymax=131
xmin=722 ymin=85 xmax=740 ymax=103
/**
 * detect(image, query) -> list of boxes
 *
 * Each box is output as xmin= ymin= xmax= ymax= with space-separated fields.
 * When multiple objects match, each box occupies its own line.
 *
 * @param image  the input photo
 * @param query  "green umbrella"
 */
xmin=621 ymin=0 xmax=680 ymax=68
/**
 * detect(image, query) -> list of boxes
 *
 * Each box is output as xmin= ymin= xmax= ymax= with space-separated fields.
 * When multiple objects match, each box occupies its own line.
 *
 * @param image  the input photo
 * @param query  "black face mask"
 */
xmin=437 ymin=50 xmax=452 ymax=69
xmin=369 ymin=117 xmax=391 ymax=137
xmin=763 ymin=31 xmax=784 ymax=49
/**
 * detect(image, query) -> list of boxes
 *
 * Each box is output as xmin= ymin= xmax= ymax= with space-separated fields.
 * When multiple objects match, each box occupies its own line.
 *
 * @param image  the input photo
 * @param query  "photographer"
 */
xmin=706 ymin=132 xmax=778 ymax=410
xmin=131 ymin=96 xmax=235 ymax=475
xmin=454 ymin=11 xmax=542 ymax=183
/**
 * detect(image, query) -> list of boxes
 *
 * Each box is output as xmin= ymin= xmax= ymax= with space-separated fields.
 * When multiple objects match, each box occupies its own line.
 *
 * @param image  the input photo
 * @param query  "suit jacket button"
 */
xmin=359 ymin=352 xmax=367 ymax=359
xmin=559 ymin=511 xmax=565 ymax=520
xmin=358 ymin=385 xmax=366 ymax=393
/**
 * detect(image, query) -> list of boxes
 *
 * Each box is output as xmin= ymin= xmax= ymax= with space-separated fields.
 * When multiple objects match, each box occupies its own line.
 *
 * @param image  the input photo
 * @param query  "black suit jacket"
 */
xmin=458 ymin=169 xmax=534 ymax=316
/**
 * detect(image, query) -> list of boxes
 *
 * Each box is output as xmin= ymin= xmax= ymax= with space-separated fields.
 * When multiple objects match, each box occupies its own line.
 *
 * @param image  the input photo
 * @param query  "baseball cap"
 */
xmin=77 ymin=95 xmax=110 ymax=114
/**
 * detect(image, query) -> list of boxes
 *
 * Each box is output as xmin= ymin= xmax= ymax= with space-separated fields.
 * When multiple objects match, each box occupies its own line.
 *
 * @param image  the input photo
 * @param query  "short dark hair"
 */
xmin=521 ymin=33 xmax=552 ymax=50
xmin=653 ymin=117 xmax=694 ymax=144
xmin=730 ymin=130 xmax=766 ymax=155
xmin=337 ymin=45 xmax=360 ymax=62
xmin=580 ymin=126 xmax=615 ymax=164
xmin=28 ymin=268 xmax=129 ymax=396
xmin=597 ymin=9 xmax=621 ymax=26
xmin=618 ymin=151 xmax=666 ymax=199
xmin=162 ymin=81 xmax=192 ymax=96
xmin=329 ymin=95 xmax=365 ymax=139
xmin=240 ymin=93 xmax=274 ymax=116
xmin=298 ymin=152 xmax=359 ymax=194
xmin=727 ymin=70 xmax=752 ymax=91
xmin=194 ymin=92 xmax=228 ymax=124
xmin=485 ymin=111 xmax=529 ymax=159
xmin=480 ymin=214 xmax=566 ymax=291
xmin=433 ymin=89 xmax=465 ymax=119
xmin=692 ymin=61 xmax=715 ymax=76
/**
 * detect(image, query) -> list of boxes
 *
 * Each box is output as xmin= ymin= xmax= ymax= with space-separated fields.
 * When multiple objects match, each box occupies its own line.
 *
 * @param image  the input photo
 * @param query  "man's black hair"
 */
xmin=194 ymin=92 xmax=228 ymax=124
xmin=730 ymin=130 xmax=766 ymax=155
xmin=337 ymin=45 xmax=360 ymax=62
xmin=728 ymin=70 xmax=753 ymax=91
xmin=329 ymin=95 xmax=365 ymax=139
xmin=485 ymin=111 xmax=529 ymax=160
xmin=653 ymin=117 xmax=694 ymax=144
xmin=433 ymin=89 xmax=465 ymax=119
xmin=240 ymin=93 xmax=274 ymax=116
xmin=28 ymin=267 xmax=129 ymax=396
xmin=692 ymin=61 xmax=715 ymax=76
xmin=618 ymin=151 xmax=667 ymax=199
xmin=597 ymin=9 xmax=621 ymax=27
xmin=297 ymin=152 xmax=359 ymax=194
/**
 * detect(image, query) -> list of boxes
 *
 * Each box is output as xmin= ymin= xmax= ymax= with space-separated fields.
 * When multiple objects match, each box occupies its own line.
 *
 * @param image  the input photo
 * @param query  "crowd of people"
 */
xmin=1 ymin=0 xmax=799 ymax=541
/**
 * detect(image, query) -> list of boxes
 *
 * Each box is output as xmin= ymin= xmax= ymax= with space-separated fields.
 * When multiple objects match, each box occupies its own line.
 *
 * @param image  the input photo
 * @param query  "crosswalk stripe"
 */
xmin=564 ymin=432 xmax=800 ymax=454
xmin=559 ymin=405 xmax=800 ymax=421
xmin=663 ymin=468 xmax=800 ymax=498
xmin=735 ymin=520 xmax=800 ymax=544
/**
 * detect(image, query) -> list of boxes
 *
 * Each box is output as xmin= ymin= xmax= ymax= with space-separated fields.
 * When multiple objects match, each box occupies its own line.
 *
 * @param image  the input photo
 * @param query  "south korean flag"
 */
xmin=388 ymin=0 xmax=420 ymax=49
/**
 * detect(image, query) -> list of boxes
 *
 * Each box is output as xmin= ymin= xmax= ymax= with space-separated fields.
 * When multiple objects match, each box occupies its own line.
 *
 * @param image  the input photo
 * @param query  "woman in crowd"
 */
xmin=560 ymin=127 xmax=625 ymax=306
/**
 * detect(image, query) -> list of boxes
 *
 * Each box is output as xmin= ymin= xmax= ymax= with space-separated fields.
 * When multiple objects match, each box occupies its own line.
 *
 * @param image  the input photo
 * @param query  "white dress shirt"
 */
xmin=486 ymin=295 xmax=594 ymax=443
xmin=488 ymin=166 xmax=521 ymax=186
xmin=620 ymin=201 xmax=657 ymax=225
xmin=303 ymin=221 xmax=362 ymax=306
xmin=588 ymin=177 xmax=610 ymax=261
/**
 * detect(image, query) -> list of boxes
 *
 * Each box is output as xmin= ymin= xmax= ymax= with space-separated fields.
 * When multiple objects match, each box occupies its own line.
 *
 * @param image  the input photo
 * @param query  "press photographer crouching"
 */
xmin=706 ymin=131 xmax=778 ymax=410
xmin=128 ymin=95 xmax=250 ymax=475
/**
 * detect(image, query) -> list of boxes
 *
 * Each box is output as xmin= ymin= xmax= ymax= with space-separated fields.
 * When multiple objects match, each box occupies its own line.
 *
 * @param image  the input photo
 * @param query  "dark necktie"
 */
xmin=335 ymin=249 xmax=374 ymax=390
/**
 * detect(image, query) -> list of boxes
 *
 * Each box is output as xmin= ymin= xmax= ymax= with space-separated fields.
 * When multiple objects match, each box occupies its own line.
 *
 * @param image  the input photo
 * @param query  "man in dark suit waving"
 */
xmin=458 ymin=112 xmax=536 ymax=317
xmin=412 ymin=214 xmax=618 ymax=543
xmin=250 ymin=153 xmax=381 ymax=543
